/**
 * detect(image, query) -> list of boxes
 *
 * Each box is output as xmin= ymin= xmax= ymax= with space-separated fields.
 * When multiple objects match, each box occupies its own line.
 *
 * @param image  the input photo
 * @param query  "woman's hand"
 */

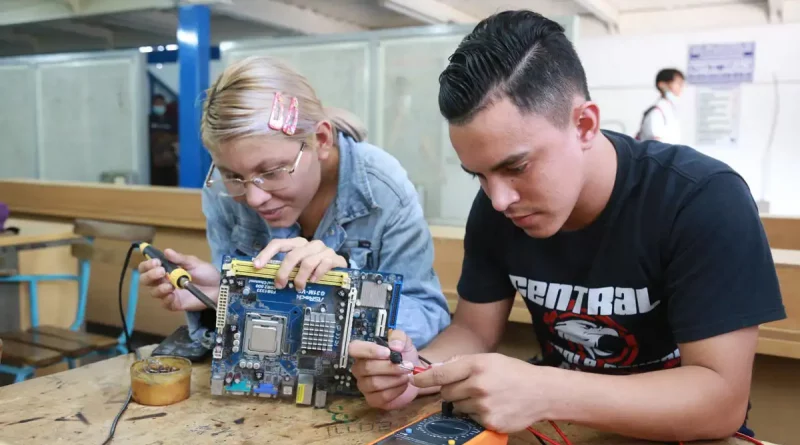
xmin=137 ymin=248 xmax=221 ymax=311
xmin=253 ymin=238 xmax=347 ymax=291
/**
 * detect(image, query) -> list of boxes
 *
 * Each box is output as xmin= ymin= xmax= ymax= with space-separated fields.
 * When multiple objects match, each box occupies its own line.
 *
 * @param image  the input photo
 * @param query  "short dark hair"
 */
xmin=438 ymin=10 xmax=590 ymax=128
xmin=655 ymin=69 xmax=684 ymax=89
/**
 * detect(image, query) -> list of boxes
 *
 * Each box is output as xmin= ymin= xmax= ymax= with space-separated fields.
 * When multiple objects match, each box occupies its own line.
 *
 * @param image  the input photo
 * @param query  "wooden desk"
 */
xmin=0 ymin=232 xmax=84 ymax=334
xmin=0 ymin=349 xmax=777 ymax=445
xmin=0 ymin=232 xmax=83 ymax=250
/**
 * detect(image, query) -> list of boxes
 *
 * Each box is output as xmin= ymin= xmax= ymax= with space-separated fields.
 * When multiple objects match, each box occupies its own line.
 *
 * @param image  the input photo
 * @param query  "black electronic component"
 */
xmin=442 ymin=401 xmax=454 ymax=418
xmin=298 ymin=357 xmax=316 ymax=369
xmin=375 ymin=336 xmax=404 ymax=365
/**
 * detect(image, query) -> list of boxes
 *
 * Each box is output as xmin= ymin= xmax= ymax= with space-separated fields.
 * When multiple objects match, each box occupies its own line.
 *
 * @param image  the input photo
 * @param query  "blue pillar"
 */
xmin=177 ymin=4 xmax=211 ymax=188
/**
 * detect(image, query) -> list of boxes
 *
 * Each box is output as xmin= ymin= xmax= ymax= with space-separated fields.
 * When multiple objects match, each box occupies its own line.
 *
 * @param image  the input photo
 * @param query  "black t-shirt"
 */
xmin=458 ymin=130 xmax=786 ymax=373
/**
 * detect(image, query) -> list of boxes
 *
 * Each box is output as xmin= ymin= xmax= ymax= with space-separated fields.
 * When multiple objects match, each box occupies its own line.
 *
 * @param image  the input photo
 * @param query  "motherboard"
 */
xmin=209 ymin=256 xmax=402 ymax=408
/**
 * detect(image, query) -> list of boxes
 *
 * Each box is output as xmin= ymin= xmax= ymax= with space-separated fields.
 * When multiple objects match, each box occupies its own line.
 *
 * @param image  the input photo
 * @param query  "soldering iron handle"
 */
xmin=140 ymin=243 xmax=175 ymax=272
xmin=137 ymin=242 xmax=192 ymax=290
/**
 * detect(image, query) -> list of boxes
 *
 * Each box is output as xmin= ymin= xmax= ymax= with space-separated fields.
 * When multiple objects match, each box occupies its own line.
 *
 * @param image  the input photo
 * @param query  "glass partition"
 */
xmin=0 ymin=50 xmax=148 ymax=184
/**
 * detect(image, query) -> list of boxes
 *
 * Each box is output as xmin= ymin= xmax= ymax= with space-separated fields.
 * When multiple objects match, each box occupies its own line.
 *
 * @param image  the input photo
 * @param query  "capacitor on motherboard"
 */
xmin=243 ymin=287 xmax=251 ymax=296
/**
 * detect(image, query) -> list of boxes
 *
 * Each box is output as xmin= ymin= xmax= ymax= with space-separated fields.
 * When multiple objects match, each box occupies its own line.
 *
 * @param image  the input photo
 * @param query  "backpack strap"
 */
xmin=636 ymin=105 xmax=666 ymax=140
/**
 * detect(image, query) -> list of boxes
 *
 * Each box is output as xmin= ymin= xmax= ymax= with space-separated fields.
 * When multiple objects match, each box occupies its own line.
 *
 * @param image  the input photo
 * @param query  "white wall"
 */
xmin=577 ymin=23 xmax=800 ymax=216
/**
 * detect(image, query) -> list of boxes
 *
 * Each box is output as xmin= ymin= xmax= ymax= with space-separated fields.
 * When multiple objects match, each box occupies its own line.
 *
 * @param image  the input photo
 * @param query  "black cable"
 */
xmin=118 ymin=243 xmax=137 ymax=353
xmin=102 ymin=243 xmax=141 ymax=445
xmin=101 ymin=386 xmax=132 ymax=445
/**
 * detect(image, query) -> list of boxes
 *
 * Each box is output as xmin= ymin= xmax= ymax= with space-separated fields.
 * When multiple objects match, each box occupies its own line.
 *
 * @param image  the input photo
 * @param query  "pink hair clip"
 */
xmin=282 ymin=97 xmax=299 ymax=135
xmin=268 ymin=92 xmax=300 ymax=136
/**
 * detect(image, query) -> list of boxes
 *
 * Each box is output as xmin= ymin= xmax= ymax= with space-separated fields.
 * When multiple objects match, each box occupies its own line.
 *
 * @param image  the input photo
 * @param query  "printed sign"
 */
xmin=687 ymin=42 xmax=755 ymax=85
xmin=695 ymin=86 xmax=741 ymax=148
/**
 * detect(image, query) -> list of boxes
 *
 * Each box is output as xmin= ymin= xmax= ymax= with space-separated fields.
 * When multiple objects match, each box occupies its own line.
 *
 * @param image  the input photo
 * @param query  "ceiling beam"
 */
xmin=768 ymin=0 xmax=784 ymax=23
xmin=572 ymin=0 xmax=619 ymax=32
xmin=0 ymin=0 xmax=223 ymax=27
xmin=40 ymin=20 xmax=115 ymax=48
xmin=99 ymin=10 xmax=178 ymax=37
xmin=379 ymin=0 xmax=477 ymax=24
xmin=213 ymin=0 xmax=365 ymax=34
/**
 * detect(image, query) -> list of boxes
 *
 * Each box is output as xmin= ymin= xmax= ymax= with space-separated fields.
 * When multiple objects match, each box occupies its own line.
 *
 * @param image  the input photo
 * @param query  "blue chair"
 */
xmin=0 ymin=219 xmax=155 ymax=383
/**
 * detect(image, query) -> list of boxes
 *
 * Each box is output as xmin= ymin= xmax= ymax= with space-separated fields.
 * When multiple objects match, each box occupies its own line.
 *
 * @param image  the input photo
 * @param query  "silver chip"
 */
xmin=359 ymin=281 xmax=389 ymax=308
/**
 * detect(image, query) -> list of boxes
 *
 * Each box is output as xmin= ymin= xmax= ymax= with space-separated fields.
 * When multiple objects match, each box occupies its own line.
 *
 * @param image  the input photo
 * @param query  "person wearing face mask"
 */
xmin=149 ymin=94 xmax=179 ymax=186
xmin=636 ymin=68 xmax=685 ymax=144
xmin=137 ymin=56 xmax=451 ymax=350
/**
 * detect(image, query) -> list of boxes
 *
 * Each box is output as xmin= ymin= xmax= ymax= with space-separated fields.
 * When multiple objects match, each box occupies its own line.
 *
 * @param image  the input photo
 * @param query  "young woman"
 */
xmin=137 ymin=56 xmax=450 ymax=348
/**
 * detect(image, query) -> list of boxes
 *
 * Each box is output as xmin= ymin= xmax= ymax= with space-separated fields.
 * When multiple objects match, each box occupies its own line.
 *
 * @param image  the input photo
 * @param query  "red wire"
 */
xmin=527 ymin=421 xmax=574 ymax=445
xmin=735 ymin=432 xmax=765 ymax=444
xmin=550 ymin=421 xmax=571 ymax=444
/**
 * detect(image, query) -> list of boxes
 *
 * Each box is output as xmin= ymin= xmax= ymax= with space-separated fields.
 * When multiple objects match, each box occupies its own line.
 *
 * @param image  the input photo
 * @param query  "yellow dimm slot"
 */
xmin=229 ymin=259 xmax=351 ymax=288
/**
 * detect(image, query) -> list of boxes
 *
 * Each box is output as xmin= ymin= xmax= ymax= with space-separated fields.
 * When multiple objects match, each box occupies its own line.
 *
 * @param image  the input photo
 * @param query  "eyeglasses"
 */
xmin=205 ymin=142 xmax=305 ymax=197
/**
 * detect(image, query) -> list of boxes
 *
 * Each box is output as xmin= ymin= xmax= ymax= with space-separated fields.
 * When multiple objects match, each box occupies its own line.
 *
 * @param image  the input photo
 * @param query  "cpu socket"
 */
xmin=244 ymin=313 xmax=286 ymax=357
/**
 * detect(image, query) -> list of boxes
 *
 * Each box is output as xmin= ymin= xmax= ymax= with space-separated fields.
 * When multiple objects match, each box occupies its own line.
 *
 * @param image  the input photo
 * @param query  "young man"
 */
xmin=348 ymin=10 xmax=786 ymax=442
xmin=637 ymin=68 xmax=685 ymax=144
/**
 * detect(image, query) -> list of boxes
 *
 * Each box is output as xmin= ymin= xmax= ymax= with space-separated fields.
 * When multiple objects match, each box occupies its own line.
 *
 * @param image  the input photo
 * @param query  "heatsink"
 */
xmin=301 ymin=311 xmax=336 ymax=352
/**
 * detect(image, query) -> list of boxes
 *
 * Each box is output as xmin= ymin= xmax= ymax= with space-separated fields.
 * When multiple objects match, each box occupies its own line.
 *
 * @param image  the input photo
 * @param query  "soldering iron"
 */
xmin=137 ymin=242 xmax=218 ymax=311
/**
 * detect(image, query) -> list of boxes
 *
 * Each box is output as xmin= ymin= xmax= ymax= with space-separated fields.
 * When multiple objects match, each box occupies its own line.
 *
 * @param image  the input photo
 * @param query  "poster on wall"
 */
xmin=686 ymin=42 xmax=754 ymax=149
xmin=695 ymin=86 xmax=741 ymax=147
xmin=686 ymin=42 xmax=755 ymax=85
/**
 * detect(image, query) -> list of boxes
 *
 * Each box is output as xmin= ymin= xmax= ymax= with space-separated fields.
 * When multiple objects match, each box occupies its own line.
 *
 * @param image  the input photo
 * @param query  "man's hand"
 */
xmin=138 ymin=249 xmax=221 ymax=311
xmin=349 ymin=330 xmax=420 ymax=410
xmin=411 ymin=353 xmax=549 ymax=433
xmin=253 ymin=238 xmax=347 ymax=292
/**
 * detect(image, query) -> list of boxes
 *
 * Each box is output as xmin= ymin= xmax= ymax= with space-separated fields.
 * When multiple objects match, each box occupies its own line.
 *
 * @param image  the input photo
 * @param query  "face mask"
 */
xmin=400 ymin=94 xmax=412 ymax=110
xmin=665 ymin=91 xmax=680 ymax=106
xmin=153 ymin=105 xmax=166 ymax=116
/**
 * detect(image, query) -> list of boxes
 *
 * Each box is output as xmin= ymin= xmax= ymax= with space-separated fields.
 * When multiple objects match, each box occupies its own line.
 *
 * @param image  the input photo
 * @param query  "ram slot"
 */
xmin=338 ymin=286 xmax=358 ymax=368
xmin=216 ymin=284 xmax=230 ymax=332
xmin=230 ymin=259 xmax=350 ymax=288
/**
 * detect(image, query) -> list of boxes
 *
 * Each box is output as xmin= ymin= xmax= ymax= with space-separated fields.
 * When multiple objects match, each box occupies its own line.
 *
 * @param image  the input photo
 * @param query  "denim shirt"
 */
xmin=186 ymin=131 xmax=451 ymax=348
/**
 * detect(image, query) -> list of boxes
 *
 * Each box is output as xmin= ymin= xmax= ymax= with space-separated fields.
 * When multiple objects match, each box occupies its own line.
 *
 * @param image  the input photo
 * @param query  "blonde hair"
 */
xmin=201 ymin=56 xmax=367 ymax=154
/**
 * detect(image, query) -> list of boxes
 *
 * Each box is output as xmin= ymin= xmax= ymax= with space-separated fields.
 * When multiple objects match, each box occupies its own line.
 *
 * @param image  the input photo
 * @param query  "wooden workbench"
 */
xmin=0 ymin=348 xmax=777 ymax=445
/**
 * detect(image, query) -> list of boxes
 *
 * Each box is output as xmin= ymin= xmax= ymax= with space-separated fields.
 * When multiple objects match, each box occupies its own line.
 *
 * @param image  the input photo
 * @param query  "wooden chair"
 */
xmin=0 ymin=219 xmax=155 ymax=383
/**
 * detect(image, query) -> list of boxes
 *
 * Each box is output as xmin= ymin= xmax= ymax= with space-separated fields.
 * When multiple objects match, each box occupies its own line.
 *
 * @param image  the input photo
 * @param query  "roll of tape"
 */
xmin=130 ymin=356 xmax=192 ymax=406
